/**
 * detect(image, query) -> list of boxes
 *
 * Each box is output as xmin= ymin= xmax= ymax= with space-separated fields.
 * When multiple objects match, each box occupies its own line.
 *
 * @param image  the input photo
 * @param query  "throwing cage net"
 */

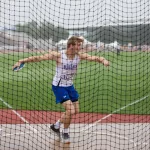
xmin=0 ymin=0 xmax=150 ymax=149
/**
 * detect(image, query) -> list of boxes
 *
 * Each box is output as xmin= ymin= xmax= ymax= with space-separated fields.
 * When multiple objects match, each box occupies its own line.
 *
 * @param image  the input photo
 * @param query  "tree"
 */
xmin=85 ymin=24 xmax=150 ymax=45
xmin=15 ymin=21 xmax=69 ymax=42
xmin=15 ymin=21 xmax=40 ymax=38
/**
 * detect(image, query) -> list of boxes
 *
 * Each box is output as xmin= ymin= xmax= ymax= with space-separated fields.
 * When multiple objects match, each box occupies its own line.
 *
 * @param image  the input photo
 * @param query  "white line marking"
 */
xmin=1 ymin=95 xmax=149 ymax=147
xmin=80 ymin=95 xmax=149 ymax=147
xmin=0 ymin=97 xmax=37 ymax=132
xmin=2 ymin=128 xmax=148 ymax=147
xmin=82 ymin=95 xmax=149 ymax=131
xmin=2 ymin=130 xmax=47 ymax=137
xmin=83 ymin=131 xmax=148 ymax=147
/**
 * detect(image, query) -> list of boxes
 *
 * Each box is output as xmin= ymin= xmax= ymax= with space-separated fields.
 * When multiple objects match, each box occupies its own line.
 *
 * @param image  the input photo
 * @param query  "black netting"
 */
xmin=0 ymin=0 xmax=150 ymax=150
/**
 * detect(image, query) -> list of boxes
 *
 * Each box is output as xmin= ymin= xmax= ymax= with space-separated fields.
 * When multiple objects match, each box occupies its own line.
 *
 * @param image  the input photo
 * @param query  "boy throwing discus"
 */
xmin=13 ymin=36 xmax=109 ymax=143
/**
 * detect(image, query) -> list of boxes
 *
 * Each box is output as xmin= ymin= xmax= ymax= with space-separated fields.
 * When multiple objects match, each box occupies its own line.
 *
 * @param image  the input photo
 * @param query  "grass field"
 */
xmin=0 ymin=51 xmax=150 ymax=114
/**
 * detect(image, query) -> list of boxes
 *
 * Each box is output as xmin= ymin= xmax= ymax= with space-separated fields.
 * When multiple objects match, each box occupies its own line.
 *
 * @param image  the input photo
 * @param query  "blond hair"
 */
xmin=67 ymin=36 xmax=84 ymax=48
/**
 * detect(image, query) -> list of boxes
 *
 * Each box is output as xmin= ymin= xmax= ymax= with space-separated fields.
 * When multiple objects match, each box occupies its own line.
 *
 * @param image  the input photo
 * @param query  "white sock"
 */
xmin=63 ymin=128 xmax=69 ymax=133
xmin=54 ymin=120 xmax=61 ymax=129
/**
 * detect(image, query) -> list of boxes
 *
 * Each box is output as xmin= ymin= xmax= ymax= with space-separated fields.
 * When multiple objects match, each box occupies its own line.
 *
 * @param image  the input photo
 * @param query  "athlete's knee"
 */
xmin=66 ymin=108 xmax=75 ymax=116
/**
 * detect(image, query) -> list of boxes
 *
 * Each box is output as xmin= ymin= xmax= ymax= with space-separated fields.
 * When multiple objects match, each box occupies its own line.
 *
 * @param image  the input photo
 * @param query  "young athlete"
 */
xmin=12 ymin=36 xmax=109 ymax=143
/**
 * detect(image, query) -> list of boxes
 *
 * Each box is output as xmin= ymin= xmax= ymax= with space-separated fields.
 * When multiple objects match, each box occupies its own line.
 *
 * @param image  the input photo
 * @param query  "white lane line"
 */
xmin=80 ymin=95 xmax=149 ymax=147
xmin=83 ymin=131 xmax=148 ymax=147
xmin=2 ymin=130 xmax=47 ymax=137
xmin=0 ymin=97 xmax=37 ymax=132
xmin=82 ymin=95 xmax=149 ymax=131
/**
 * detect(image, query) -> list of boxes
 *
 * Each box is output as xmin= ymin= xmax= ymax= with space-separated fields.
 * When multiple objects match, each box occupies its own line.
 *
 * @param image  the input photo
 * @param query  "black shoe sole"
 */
xmin=50 ymin=125 xmax=60 ymax=137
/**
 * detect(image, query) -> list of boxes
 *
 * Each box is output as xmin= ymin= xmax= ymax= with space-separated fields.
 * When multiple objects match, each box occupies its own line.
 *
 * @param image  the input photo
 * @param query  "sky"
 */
xmin=0 ymin=0 xmax=150 ymax=29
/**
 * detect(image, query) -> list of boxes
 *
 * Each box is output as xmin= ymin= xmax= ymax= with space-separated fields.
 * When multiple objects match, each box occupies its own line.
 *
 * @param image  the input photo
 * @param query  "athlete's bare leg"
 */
xmin=60 ymin=100 xmax=75 ymax=128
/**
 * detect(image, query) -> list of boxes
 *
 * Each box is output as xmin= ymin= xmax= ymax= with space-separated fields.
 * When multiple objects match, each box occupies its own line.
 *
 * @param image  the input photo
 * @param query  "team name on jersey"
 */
xmin=63 ymin=64 xmax=77 ymax=70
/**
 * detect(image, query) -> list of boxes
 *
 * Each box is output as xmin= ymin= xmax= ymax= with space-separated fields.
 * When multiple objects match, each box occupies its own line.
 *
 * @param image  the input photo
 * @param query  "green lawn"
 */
xmin=0 ymin=51 xmax=150 ymax=114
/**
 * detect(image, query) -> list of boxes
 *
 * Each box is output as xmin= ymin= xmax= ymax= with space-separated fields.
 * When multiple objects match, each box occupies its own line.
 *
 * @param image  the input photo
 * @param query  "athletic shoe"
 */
xmin=61 ymin=132 xmax=70 ymax=144
xmin=50 ymin=124 xmax=60 ymax=137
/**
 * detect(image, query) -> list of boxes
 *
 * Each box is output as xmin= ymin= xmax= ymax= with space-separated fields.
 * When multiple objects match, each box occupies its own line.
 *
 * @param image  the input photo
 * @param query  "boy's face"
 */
xmin=70 ymin=42 xmax=82 ymax=53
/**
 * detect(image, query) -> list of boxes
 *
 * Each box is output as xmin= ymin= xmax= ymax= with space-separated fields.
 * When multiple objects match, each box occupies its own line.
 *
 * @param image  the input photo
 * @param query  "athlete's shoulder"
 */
xmin=49 ymin=50 xmax=61 ymax=57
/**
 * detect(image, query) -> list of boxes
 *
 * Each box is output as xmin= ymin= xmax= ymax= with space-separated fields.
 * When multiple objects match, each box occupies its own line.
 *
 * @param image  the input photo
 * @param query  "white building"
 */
xmin=105 ymin=41 xmax=120 ymax=49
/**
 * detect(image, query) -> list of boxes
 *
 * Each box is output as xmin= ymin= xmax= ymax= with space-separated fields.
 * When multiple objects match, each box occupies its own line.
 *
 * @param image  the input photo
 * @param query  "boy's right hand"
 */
xmin=12 ymin=61 xmax=22 ymax=71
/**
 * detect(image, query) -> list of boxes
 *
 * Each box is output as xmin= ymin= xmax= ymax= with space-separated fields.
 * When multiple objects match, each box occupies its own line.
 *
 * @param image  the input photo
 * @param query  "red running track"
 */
xmin=0 ymin=110 xmax=150 ymax=124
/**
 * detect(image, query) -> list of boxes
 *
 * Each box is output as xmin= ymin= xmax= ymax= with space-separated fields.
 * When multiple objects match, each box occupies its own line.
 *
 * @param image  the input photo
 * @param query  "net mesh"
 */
xmin=0 ymin=0 xmax=150 ymax=149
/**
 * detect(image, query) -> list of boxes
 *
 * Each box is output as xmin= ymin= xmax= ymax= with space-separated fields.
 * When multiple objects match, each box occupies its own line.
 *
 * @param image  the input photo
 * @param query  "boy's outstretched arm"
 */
xmin=79 ymin=52 xmax=110 ymax=66
xmin=12 ymin=51 xmax=60 ymax=70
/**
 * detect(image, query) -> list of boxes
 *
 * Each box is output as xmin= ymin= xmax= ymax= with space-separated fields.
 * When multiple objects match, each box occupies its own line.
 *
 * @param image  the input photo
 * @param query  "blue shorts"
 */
xmin=52 ymin=85 xmax=79 ymax=104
